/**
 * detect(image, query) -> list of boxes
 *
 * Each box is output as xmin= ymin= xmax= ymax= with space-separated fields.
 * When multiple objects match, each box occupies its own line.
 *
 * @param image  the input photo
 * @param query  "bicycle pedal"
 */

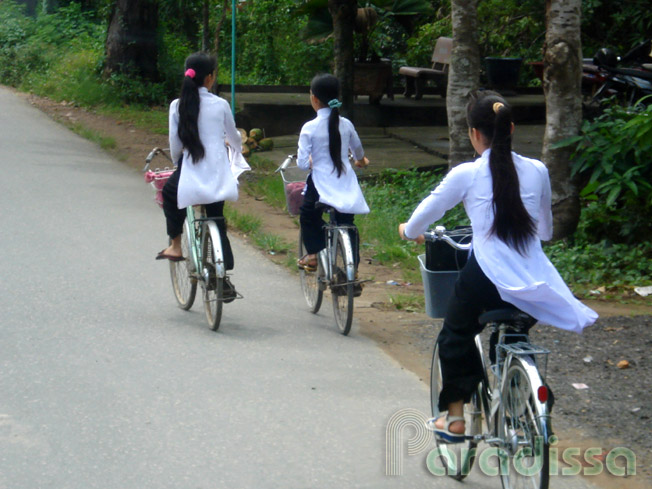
xmin=223 ymin=278 xmax=237 ymax=303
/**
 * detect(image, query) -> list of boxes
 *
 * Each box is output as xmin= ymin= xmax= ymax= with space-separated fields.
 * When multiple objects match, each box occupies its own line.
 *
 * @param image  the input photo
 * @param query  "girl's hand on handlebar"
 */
xmin=398 ymin=223 xmax=425 ymax=244
xmin=354 ymin=156 xmax=369 ymax=168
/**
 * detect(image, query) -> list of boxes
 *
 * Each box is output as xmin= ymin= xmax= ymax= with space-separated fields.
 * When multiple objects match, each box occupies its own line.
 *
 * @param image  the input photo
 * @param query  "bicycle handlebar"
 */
xmin=423 ymin=226 xmax=472 ymax=251
xmin=275 ymin=153 xmax=361 ymax=174
xmin=143 ymin=147 xmax=173 ymax=172
xmin=275 ymin=154 xmax=297 ymax=173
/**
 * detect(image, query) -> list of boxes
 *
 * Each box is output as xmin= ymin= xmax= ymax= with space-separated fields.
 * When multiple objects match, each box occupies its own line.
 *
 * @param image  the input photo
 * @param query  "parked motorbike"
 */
xmin=588 ymin=39 xmax=652 ymax=106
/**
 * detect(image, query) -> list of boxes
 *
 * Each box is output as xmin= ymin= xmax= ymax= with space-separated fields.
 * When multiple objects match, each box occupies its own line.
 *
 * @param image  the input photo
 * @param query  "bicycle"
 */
xmin=420 ymin=226 xmax=552 ymax=489
xmin=277 ymin=155 xmax=365 ymax=335
xmin=144 ymin=147 xmax=240 ymax=331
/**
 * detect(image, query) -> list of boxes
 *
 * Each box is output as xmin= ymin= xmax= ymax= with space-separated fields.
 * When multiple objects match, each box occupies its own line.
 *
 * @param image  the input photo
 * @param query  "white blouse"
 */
xmin=169 ymin=88 xmax=248 ymax=208
xmin=297 ymin=108 xmax=370 ymax=215
xmin=404 ymin=150 xmax=597 ymax=333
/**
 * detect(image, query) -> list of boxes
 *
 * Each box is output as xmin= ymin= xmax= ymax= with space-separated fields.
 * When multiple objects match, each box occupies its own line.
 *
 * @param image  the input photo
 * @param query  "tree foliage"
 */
xmin=0 ymin=0 xmax=650 ymax=102
xmin=221 ymin=0 xmax=334 ymax=85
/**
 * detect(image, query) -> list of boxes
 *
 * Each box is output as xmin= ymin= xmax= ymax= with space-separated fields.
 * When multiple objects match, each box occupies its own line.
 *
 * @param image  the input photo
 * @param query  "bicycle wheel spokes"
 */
xmin=331 ymin=234 xmax=354 ymax=335
xmin=429 ymin=344 xmax=481 ymax=480
xmin=500 ymin=364 xmax=549 ymax=489
xmin=169 ymin=219 xmax=197 ymax=310
xmin=298 ymin=232 xmax=323 ymax=313
xmin=202 ymin=231 xmax=223 ymax=331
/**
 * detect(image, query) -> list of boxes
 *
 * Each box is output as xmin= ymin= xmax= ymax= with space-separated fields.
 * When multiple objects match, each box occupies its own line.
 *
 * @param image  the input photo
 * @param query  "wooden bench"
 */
xmin=399 ymin=37 xmax=452 ymax=100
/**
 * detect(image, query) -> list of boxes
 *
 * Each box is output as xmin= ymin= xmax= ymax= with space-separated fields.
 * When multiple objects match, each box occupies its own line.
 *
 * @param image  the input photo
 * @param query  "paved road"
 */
xmin=0 ymin=87 xmax=598 ymax=489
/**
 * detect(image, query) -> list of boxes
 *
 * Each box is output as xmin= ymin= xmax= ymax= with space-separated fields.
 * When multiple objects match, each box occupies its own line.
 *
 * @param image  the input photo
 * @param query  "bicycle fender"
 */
xmin=505 ymin=355 xmax=552 ymax=444
xmin=204 ymin=220 xmax=226 ymax=279
xmin=336 ymin=229 xmax=356 ymax=281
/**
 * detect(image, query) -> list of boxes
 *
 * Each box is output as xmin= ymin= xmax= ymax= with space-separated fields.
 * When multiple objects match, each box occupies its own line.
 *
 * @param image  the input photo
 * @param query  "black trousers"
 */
xmin=162 ymin=162 xmax=234 ymax=270
xmin=299 ymin=175 xmax=359 ymax=266
xmin=437 ymin=251 xmax=512 ymax=411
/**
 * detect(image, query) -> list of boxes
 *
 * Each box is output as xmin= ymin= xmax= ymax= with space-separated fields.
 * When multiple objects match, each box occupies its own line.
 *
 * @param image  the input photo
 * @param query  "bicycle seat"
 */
xmin=479 ymin=308 xmax=537 ymax=329
xmin=314 ymin=203 xmax=335 ymax=213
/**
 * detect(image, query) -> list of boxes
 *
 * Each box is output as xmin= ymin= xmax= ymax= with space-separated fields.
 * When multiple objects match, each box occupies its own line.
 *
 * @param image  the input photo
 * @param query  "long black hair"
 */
xmin=178 ymin=52 xmax=216 ymax=163
xmin=310 ymin=74 xmax=344 ymax=177
xmin=466 ymin=90 xmax=536 ymax=255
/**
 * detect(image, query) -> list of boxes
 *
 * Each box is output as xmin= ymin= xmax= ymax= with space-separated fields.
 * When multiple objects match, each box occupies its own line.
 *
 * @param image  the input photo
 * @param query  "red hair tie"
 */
xmin=185 ymin=68 xmax=196 ymax=79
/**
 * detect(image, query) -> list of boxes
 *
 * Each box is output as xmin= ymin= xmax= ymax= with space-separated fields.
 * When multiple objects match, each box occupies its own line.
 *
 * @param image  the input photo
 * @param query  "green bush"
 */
xmin=31 ymin=2 xmax=103 ymax=48
xmin=545 ymin=239 xmax=652 ymax=291
xmin=403 ymin=14 xmax=452 ymax=67
xmin=559 ymin=97 xmax=652 ymax=244
xmin=357 ymin=168 xmax=468 ymax=270
xmin=0 ymin=1 xmax=35 ymax=85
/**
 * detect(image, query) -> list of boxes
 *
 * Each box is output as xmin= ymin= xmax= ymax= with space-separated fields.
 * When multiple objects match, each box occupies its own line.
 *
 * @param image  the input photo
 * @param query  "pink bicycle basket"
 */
xmin=144 ymin=168 xmax=175 ymax=208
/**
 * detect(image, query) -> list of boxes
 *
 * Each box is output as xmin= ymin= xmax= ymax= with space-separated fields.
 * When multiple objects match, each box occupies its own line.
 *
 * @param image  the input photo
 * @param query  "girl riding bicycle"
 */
xmin=157 ymin=52 xmax=246 ymax=299
xmin=296 ymin=73 xmax=370 ymax=272
xmin=398 ymin=90 xmax=598 ymax=442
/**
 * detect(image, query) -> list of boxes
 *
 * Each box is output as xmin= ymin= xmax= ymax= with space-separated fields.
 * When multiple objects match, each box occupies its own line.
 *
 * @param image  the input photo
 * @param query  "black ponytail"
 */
xmin=310 ymin=74 xmax=344 ymax=177
xmin=178 ymin=52 xmax=216 ymax=163
xmin=466 ymin=90 xmax=536 ymax=255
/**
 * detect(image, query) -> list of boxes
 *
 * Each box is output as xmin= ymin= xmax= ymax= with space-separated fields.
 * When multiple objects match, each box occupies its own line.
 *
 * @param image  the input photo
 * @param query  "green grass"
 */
xmin=388 ymin=293 xmax=426 ymax=313
xmin=224 ymin=207 xmax=262 ymax=235
xmin=70 ymin=122 xmax=117 ymax=151
xmin=253 ymin=233 xmax=292 ymax=255
xmin=225 ymin=205 xmax=293 ymax=256
xmin=240 ymin=153 xmax=288 ymax=209
xmin=98 ymin=105 xmax=168 ymax=135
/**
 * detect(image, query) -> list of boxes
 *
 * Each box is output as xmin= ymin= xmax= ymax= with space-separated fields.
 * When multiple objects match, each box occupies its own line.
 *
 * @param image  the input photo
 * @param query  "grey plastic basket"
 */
xmin=418 ymin=254 xmax=459 ymax=318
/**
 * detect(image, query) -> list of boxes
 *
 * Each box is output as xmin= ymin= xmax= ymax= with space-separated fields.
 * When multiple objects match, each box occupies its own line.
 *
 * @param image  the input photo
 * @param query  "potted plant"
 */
xmin=484 ymin=57 xmax=523 ymax=94
xmin=295 ymin=0 xmax=433 ymax=103
xmin=476 ymin=0 xmax=544 ymax=94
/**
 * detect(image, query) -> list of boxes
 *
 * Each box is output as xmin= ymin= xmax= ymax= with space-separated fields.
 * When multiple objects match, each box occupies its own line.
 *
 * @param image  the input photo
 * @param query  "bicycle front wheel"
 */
xmin=202 ymin=229 xmax=224 ymax=331
xmin=331 ymin=233 xmax=354 ymax=335
xmin=170 ymin=219 xmax=197 ymax=310
xmin=499 ymin=362 xmax=550 ymax=489
xmin=429 ymin=343 xmax=481 ymax=480
xmin=298 ymin=231 xmax=323 ymax=313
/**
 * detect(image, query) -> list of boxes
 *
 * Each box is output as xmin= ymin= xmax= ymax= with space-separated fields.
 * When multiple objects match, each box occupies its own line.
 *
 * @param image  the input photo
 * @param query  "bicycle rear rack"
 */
xmin=496 ymin=341 xmax=550 ymax=381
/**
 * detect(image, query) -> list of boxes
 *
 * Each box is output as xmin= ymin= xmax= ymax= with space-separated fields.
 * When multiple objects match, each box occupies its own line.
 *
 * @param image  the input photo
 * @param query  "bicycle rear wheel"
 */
xmin=499 ymin=362 xmax=550 ymax=489
xmin=202 ymin=229 xmax=224 ymax=331
xmin=169 ymin=219 xmax=197 ymax=310
xmin=298 ymin=231 xmax=323 ymax=313
xmin=331 ymin=233 xmax=354 ymax=335
xmin=430 ymin=343 xmax=481 ymax=480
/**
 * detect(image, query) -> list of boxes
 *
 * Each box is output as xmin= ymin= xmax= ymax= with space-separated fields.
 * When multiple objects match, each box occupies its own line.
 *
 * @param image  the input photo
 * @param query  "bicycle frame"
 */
xmin=469 ymin=323 xmax=552 ymax=447
xmin=184 ymin=206 xmax=226 ymax=286
xmin=424 ymin=226 xmax=552 ymax=443
xmin=318 ymin=223 xmax=356 ymax=286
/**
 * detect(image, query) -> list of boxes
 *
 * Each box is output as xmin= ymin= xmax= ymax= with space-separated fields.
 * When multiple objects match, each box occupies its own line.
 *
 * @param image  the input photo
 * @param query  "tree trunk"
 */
xmin=447 ymin=0 xmax=480 ymax=167
xmin=542 ymin=0 xmax=582 ymax=239
xmin=202 ymin=0 xmax=210 ymax=52
xmin=104 ymin=0 xmax=159 ymax=81
xmin=15 ymin=0 xmax=37 ymax=16
xmin=328 ymin=0 xmax=357 ymax=121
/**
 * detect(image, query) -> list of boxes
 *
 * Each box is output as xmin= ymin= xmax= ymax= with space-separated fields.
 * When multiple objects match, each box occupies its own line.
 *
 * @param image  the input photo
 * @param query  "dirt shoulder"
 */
xmin=22 ymin=90 xmax=652 ymax=489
